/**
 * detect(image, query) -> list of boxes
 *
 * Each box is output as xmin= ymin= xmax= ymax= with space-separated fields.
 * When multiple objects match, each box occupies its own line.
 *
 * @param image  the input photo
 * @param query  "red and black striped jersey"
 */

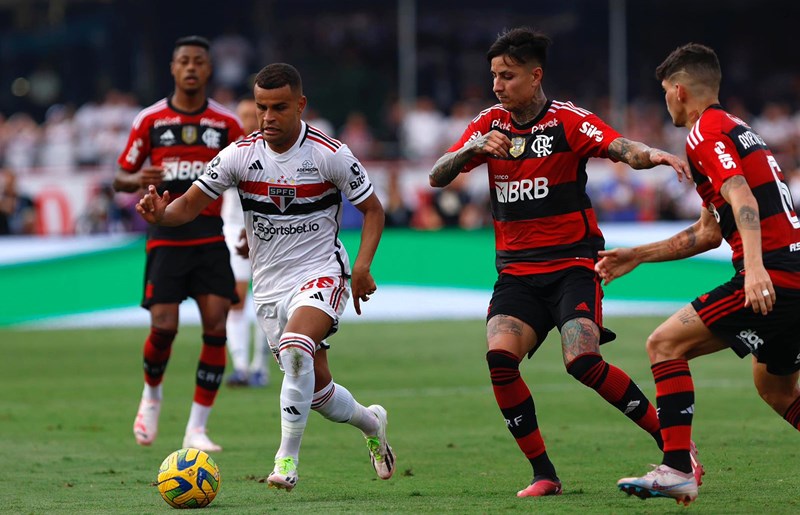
xmin=118 ymin=97 xmax=244 ymax=247
xmin=448 ymin=100 xmax=621 ymax=275
xmin=686 ymin=105 xmax=800 ymax=288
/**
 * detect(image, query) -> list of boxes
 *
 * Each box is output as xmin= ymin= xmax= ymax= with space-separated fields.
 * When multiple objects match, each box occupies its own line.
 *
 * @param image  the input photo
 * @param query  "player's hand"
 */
xmin=139 ymin=166 xmax=165 ymax=188
xmin=743 ymin=264 xmax=775 ymax=315
xmin=595 ymin=247 xmax=639 ymax=285
xmin=350 ymin=266 xmax=376 ymax=316
xmin=649 ymin=149 xmax=692 ymax=183
xmin=471 ymin=130 xmax=513 ymax=158
xmin=135 ymin=185 xmax=170 ymax=224
xmin=235 ymin=228 xmax=249 ymax=258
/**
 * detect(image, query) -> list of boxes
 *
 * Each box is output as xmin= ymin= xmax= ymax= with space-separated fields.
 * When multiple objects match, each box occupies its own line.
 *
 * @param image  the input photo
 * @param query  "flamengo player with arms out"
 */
xmin=429 ymin=27 xmax=701 ymax=498
xmin=136 ymin=63 xmax=395 ymax=492
xmin=114 ymin=35 xmax=243 ymax=452
xmin=600 ymin=43 xmax=800 ymax=506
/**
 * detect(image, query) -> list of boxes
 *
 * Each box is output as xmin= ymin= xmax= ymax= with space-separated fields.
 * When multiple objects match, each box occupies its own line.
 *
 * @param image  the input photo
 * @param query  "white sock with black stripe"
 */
xmin=313 ymin=381 xmax=379 ymax=436
xmin=276 ymin=332 xmax=315 ymax=460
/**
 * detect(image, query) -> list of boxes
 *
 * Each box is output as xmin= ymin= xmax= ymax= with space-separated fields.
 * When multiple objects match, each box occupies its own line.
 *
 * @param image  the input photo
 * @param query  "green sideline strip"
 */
xmin=0 ymin=229 xmax=733 ymax=327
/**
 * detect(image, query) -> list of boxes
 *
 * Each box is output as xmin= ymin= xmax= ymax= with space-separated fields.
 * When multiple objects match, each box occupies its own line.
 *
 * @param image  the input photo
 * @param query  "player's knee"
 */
xmin=566 ymin=352 xmax=602 ymax=381
xmin=278 ymin=332 xmax=316 ymax=378
xmin=486 ymin=349 xmax=520 ymax=371
xmin=645 ymin=329 xmax=675 ymax=362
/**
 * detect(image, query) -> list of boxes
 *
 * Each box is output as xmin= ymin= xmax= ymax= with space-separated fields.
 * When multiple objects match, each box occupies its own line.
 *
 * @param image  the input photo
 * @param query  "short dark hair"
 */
xmin=655 ymin=43 xmax=721 ymax=90
xmin=254 ymin=63 xmax=303 ymax=94
xmin=174 ymin=35 xmax=210 ymax=52
xmin=487 ymin=27 xmax=551 ymax=70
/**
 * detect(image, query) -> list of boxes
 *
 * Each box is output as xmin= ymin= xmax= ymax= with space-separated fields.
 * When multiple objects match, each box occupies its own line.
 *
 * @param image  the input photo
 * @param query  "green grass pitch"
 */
xmin=1 ymin=318 xmax=798 ymax=513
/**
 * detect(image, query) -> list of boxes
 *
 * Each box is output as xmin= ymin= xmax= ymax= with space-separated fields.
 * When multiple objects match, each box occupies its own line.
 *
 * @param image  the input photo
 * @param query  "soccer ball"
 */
xmin=157 ymin=448 xmax=221 ymax=509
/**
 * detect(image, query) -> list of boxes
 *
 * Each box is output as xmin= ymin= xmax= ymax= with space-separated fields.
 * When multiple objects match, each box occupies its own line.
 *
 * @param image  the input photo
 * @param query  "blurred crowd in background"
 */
xmin=2 ymin=0 xmax=800 ymax=236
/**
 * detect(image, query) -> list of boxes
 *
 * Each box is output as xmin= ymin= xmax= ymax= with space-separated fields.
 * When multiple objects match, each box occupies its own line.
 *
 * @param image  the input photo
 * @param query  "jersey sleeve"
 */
xmin=445 ymin=116 xmax=490 ymax=173
xmin=689 ymin=137 xmax=744 ymax=195
xmin=117 ymin=116 xmax=152 ymax=172
xmin=562 ymin=111 xmax=622 ymax=159
xmin=324 ymin=144 xmax=374 ymax=205
xmin=193 ymin=142 xmax=241 ymax=200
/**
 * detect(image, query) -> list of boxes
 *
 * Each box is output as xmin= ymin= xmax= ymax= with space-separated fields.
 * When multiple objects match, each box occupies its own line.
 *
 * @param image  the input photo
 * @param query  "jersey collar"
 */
xmin=511 ymin=100 xmax=553 ymax=131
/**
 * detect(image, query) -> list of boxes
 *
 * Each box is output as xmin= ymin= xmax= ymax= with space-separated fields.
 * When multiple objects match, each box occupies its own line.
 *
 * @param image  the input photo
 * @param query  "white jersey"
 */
xmin=194 ymin=121 xmax=374 ymax=304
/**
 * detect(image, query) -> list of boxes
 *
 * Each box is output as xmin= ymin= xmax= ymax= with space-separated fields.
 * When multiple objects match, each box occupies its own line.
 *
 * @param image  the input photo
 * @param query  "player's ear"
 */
xmin=531 ymin=66 xmax=543 ymax=86
xmin=298 ymin=95 xmax=307 ymax=114
xmin=676 ymin=83 xmax=686 ymax=103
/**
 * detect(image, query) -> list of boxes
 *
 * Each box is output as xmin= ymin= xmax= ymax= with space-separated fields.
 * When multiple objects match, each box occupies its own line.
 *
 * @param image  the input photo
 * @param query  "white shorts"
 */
xmin=255 ymin=275 xmax=350 ymax=366
xmin=224 ymin=226 xmax=252 ymax=281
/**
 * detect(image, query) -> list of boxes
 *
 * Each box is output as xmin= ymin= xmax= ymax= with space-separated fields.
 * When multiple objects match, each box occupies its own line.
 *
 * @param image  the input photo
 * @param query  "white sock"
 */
xmin=143 ymin=383 xmax=163 ymax=401
xmin=276 ymin=332 xmax=315 ymax=459
xmin=226 ymin=308 xmax=250 ymax=372
xmin=249 ymin=326 xmax=269 ymax=376
xmin=313 ymin=381 xmax=379 ymax=436
xmin=186 ymin=402 xmax=212 ymax=432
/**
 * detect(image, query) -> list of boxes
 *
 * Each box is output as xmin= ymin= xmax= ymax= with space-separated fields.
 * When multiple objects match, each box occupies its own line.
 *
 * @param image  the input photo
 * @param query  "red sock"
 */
xmin=783 ymin=396 xmax=800 ymax=430
xmin=142 ymin=327 xmax=176 ymax=386
xmin=652 ymin=359 xmax=694 ymax=473
xmin=487 ymin=350 xmax=556 ymax=478
xmin=568 ymin=353 xmax=661 ymax=444
xmin=194 ymin=333 xmax=226 ymax=406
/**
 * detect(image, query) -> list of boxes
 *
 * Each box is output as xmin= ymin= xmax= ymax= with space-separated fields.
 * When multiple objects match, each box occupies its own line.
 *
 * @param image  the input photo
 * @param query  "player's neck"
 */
xmin=171 ymin=89 xmax=207 ymax=113
xmin=512 ymin=89 xmax=547 ymax=126
xmin=684 ymin=98 xmax=719 ymax=128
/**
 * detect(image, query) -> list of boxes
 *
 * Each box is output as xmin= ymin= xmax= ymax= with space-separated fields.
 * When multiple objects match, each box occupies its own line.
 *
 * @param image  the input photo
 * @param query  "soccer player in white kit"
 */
xmin=136 ymin=63 xmax=394 ymax=491
xmin=222 ymin=97 xmax=270 ymax=387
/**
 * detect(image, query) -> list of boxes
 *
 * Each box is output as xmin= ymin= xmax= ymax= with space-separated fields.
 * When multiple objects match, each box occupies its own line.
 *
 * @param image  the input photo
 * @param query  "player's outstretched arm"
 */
xmin=596 ymin=208 xmax=722 ymax=285
xmin=607 ymin=137 xmax=691 ymax=182
xmin=351 ymin=193 xmax=385 ymax=315
xmin=113 ymin=166 xmax=164 ymax=193
xmin=136 ymin=184 xmax=214 ymax=226
xmin=429 ymin=130 xmax=512 ymax=187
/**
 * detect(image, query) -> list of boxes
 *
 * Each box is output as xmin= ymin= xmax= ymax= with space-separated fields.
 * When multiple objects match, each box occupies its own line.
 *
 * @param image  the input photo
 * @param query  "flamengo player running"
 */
xmin=430 ymin=27 xmax=700 ymax=498
xmin=136 ymin=63 xmax=395 ymax=491
xmin=599 ymin=43 xmax=800 ymax=506
xmin=114 ymin=36 xmax=243 ymax=452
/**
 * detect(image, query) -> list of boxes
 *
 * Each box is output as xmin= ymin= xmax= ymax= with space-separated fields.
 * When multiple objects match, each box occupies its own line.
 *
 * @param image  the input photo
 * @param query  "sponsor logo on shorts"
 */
xmin=736 ymin=328 xmax=764 ymax=352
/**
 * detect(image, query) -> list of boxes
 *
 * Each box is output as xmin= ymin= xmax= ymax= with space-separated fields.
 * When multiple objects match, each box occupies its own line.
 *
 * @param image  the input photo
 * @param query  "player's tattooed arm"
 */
xmin=430 ymin=130 xmax=512 ymax=187
xmin=721 ymin=175 xmax=760 ymax=230
xmin=596 ymin=207 xmax=722 ymax=284
xmin=608 ymin=137 xmax=691 ymax=181
xmin=429 ymin=146 xmax=475 ymax=187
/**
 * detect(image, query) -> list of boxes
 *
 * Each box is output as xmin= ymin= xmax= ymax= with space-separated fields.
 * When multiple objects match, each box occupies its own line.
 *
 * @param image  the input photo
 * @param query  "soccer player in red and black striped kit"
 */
xmin=599 ymin=43 xmax=800 ymax=506
xmin=430 ymin=27 xmax=697 ymax=498
xmin=113 ymin=36 xmax=244 ymax=452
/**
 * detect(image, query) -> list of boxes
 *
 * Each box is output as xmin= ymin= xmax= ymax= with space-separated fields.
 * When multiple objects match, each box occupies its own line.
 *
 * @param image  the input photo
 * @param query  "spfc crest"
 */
xmin=268 ymin=185 xmax=296 ymax=212
xmin=509 ymin=136 xmax=526 ymax=158
xmin=181 ymin=125 xmax=198 ymax=144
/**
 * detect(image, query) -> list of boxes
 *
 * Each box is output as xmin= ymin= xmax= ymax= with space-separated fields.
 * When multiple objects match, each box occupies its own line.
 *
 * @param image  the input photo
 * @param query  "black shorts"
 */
xmin=487 ymin=267 xmax=616 ymax=358
xmin=142 ymin=242 xmax=238 ymax=308
xmin=691 ymin=274 xmax=800 ymax=376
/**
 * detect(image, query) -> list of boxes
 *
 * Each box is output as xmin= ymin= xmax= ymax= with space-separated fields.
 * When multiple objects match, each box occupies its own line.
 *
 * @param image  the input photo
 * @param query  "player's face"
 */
xmin=171 ymin=45 xmax=211 ymax=95
xmin=236 ymin=99 xmax=259 ymax=134
xmin=254 ymin=84 xmax=307 ymax=153
xmin=662 ymin=79 xmax=687 ymax=128
xmin=491 ymin=55 xmax=540 ymax=111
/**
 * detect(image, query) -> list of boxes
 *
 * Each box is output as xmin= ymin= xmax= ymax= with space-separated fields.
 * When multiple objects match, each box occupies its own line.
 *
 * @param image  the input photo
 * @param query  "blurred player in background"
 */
xmin=135 ymin=63 xmax=395 ymax=491
xmin=430 ymin=27 xmax=698 ymax=498
xmin=222 ymin=97 xmax=271 ymax=388
xmin=113 ymin=35 xmax=244 ymax=452
xmin=599 ymin=43 xmax=800 ymax=506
